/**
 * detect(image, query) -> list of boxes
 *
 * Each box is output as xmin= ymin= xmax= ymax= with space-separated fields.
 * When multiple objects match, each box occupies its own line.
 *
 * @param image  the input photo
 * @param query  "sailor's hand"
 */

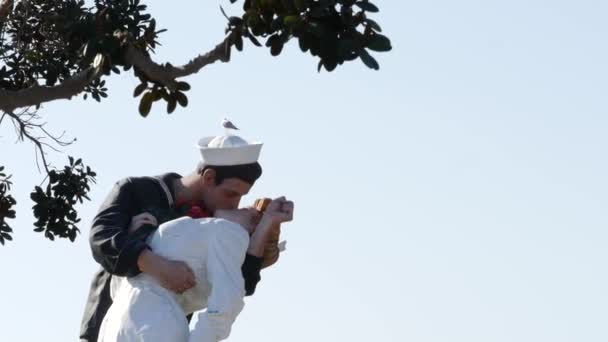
xmin=138 ymin=249 xmax=196 ymax=294
xmin=128 ymin=212 xmax=157 ymax=234
xmin=157 ymin=259 xmax=196 ymax=294
xmin=262 ymin=196 xmax=294 ymax=224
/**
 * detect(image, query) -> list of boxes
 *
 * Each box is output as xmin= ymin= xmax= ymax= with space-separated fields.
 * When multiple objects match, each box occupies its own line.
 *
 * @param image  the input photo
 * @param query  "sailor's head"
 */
xmin=196 ymin=162 xmax=262 ymax=212
xmin=194 ymin=124 xmax=263 ymax=213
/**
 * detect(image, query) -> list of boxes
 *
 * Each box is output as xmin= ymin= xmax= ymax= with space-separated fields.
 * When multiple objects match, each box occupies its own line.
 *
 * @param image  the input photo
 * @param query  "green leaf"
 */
xmin=176 ymin=82 xmax=191 ymax=91
xmin=139 ymin=92 xmax=154 ymax=117
xmin=229 ymin=16 xmax=243 ymax=26
xmin=323 ymin=58 xmax=338 ymax=72
xmin=151 ymin=89 xmax=162 ymax=101
xmin=167 ymin=98 xmax=177 ymax=114
xmin=359 ymin=49 xmax=379 ymax=70
xmin=248 ymin=33 xmax=262 ymax=47
xmin=235 ymin=33 xmax=244 ymax=51
xmin=283 ymin=16 xmax=301 ymax=27
xmin=294 ymin=0 xmax=310 ymax=12
xmin=307 ymin=21 xmax=325 ymax=37
xmin=246 ymin=12 xmax=260 ymax=27
xmin=355 ymin=1 xmax=379 ymax=12
xmin=298 ymin=33 xmax=312 ymax=52
xmin=367 ymin=34 xmax=392 ymax=52
xmin=149 ymin=19 xmax=156 ymax=33
xmin=133 ymin=83 xmax=147 ymax=97
xmin=366 ymin=18 xmax=382 ymax=32
xmin=160 ymin=88 xmax=171 ymax=101
xmin=338 ymin=38 xmax=357 ymax=57
xmin=175 ymin=92 xmax=188 ymax=107
xmin=68 ymin=230 xmax=76 ymax=242
xmin=83 ymin=41 xmax=97 ymax=60
xmin=267 ymin=35 xmax=284 ymax=56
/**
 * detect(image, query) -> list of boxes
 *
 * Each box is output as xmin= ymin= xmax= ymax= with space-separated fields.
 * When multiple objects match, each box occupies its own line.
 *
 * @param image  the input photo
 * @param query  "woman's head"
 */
xmin=214 ymin=207 xmax=261 ymax=235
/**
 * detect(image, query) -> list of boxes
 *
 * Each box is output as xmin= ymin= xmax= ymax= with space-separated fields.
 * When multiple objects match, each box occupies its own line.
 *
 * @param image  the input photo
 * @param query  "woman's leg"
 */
xmin=98 ymin=285 xmax=189 ymax=342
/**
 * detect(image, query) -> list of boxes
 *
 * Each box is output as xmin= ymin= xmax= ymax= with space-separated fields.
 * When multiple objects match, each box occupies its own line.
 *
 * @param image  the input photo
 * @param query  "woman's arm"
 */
xmin=247 ymin=197 xmax=294 ymax=257
xmin=246 ymin=215 xmax=278 ymax=257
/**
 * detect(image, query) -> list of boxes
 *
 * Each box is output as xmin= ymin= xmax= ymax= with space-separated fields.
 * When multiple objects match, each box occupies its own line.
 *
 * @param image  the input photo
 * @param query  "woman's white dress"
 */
xmin=98 ymin=216 xmax=249 ymax=342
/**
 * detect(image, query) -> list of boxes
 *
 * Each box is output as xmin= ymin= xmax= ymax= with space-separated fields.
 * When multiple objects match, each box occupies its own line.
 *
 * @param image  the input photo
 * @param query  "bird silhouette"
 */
xmin=222 ymin=118 xmax=239 ymax=132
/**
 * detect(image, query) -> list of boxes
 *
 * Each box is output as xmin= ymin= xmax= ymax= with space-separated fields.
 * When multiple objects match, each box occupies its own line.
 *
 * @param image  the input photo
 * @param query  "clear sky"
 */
xmin=1 ymin=1 xmax=607 ymax=341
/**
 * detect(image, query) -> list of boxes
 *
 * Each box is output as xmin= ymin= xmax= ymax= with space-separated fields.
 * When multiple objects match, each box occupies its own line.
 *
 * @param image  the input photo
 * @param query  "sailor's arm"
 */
xmin=89 ymin=178 xmax=149 ymax=276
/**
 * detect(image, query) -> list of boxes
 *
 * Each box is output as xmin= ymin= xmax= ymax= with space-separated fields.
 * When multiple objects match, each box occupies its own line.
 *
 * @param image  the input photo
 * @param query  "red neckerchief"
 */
xmin=174 ymin=199 xmax=212 ymax=219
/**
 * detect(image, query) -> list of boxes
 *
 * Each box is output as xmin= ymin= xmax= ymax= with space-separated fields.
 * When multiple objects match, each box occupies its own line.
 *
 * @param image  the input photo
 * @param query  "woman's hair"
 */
xmin=197 ymin=162 xmax=263 ymax=185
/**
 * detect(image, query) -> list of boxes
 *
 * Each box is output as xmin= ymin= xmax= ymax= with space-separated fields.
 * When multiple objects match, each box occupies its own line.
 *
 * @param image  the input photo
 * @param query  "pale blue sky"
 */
xmin=1 ymin=1 xmax=607 ymax=341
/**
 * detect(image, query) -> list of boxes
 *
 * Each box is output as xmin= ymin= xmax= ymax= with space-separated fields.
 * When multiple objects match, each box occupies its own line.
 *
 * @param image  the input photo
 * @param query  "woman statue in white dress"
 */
xmin=98 ymin=197 xmax=293 ymax=342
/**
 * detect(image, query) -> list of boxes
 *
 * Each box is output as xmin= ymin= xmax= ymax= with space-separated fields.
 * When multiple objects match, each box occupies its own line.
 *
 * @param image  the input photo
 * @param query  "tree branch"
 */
xmin=2 ymin=108 xmax=77 ymax=173
xmin=124 ymin=35 xmax=232 ymax=91
xmin=0 ymin=62 xmax=102 ymax=112
xmin=0 ymin=0 xmax=13 ymax=25
xmin=4 ymin=110 xmax=51 ymax=173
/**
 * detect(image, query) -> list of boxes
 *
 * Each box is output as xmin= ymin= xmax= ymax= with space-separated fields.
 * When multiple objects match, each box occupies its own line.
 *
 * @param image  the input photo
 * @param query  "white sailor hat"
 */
xmin=197 ymin=134 xmax=263 ymax=166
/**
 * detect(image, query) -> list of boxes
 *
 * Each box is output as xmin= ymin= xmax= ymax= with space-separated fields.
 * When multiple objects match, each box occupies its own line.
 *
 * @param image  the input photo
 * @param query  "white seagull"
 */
xmin=222 ymin=118 xmax=239 ymax=135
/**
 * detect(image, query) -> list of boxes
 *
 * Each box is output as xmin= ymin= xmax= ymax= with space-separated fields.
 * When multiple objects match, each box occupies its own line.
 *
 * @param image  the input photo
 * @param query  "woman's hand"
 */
xmin=262 ymin=196 xmax=294 ymax=225
xmin=248 ymin=197 xmax=294 ymax=257
xmin=128 ymin=212 xmax=158 ymax=234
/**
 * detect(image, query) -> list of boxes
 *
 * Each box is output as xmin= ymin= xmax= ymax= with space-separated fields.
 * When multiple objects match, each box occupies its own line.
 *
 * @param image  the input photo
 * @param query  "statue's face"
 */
xmin=201 ymin=173 xmax=252 ymax=213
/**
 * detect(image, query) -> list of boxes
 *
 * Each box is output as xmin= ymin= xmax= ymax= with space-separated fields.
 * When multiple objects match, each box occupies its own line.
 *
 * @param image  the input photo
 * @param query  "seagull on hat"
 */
xmin=222 ymin=118 xmax=239 ymax=132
